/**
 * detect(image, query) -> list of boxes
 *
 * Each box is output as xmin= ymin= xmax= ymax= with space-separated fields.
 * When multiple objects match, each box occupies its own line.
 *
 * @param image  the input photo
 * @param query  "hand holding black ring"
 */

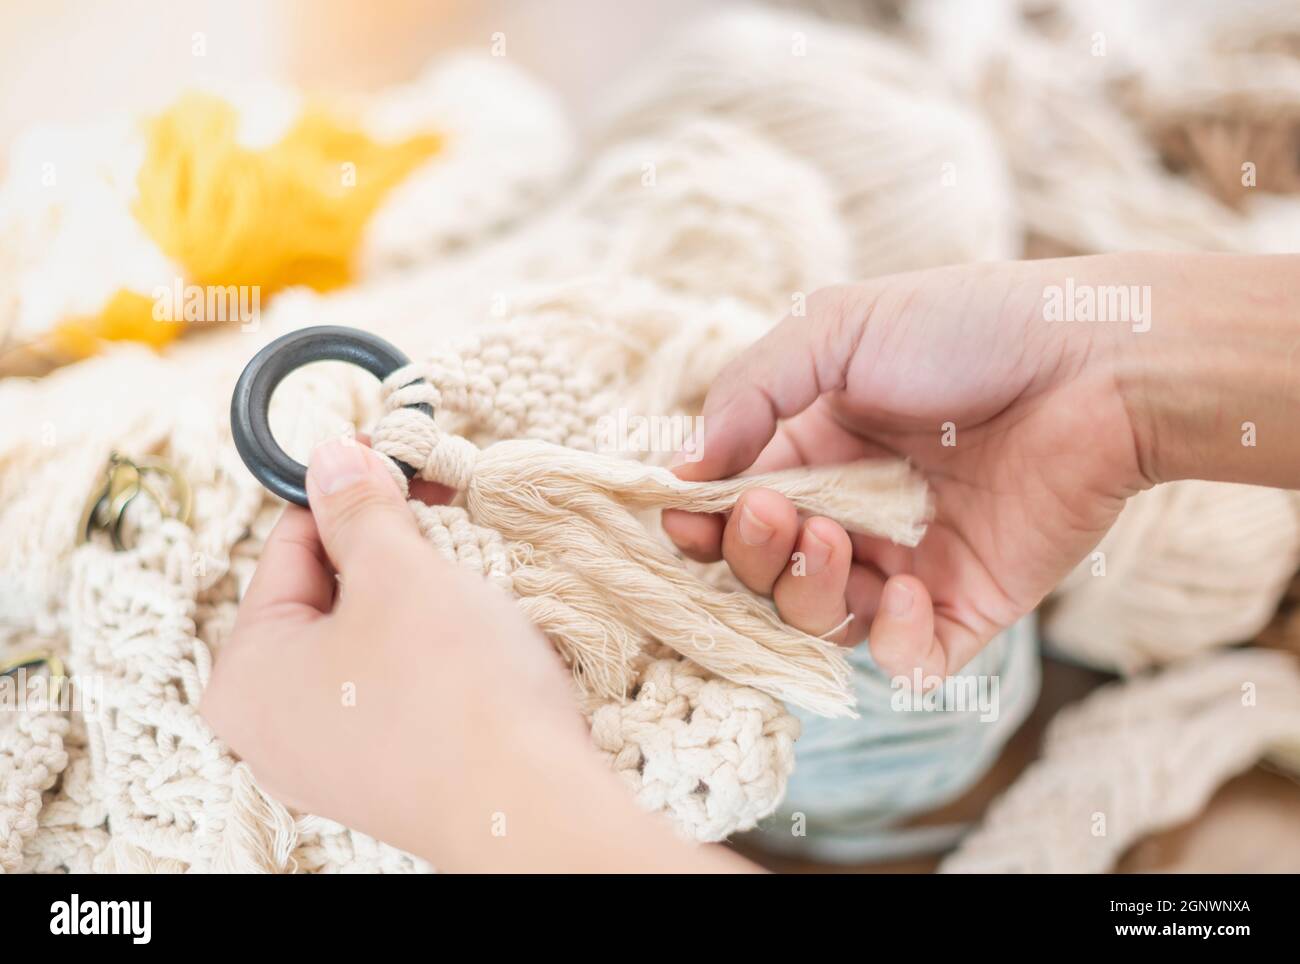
xmin=230 ymin=326 xmax=432 ymax=507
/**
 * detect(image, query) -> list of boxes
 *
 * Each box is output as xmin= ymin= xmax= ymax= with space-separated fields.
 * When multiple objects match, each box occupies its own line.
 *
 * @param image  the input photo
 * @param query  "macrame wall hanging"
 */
xmin=230 ymin=324 xmax=932 ymax=839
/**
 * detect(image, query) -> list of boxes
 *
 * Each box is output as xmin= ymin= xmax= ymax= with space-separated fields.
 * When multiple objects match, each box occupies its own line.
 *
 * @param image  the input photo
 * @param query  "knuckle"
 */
xmin=806 ymin=284 xmax=858 ymax=326
xmin=325 ymin=486 xmax=384 ymax=534
xmin=327 ymin=482 xmax=411 ymax=540
xmin=772 ymin=570 xmax=801 ymax=610
xmin=347 ymin=536 xmax=425 ymax=590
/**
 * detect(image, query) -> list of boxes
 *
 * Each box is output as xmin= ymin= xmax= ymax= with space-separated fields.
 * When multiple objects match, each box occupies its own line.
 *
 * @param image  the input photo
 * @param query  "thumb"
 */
xmin=675 ymin=285 xmax=872 ymax=482
xmin=305 ymin=437 xmax=421 ymax=576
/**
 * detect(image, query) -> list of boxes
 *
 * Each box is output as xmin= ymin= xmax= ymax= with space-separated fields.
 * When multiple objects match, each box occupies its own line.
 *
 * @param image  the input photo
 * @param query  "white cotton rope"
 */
xmin=597 ymin=6 xmax=1020 ymax=278
xmin=941 ymin=648 xmax=1300 ymax=873
xmin=1045 ymin=481 xmax=1300 ymax=673
xmin=372 ymin=374 xmax=931 ymax=719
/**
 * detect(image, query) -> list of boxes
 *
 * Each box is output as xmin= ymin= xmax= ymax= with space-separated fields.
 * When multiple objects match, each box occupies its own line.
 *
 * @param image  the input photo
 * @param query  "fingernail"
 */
xmin=798 ymin=528 xmax=831 ymax=575
xmin=885 ymin=581 xmax=914 ymax=618
xmin=738 ymin=505 xmax=774 ymax=547
xmin=311 ymin=438 xmax=370 ymax=494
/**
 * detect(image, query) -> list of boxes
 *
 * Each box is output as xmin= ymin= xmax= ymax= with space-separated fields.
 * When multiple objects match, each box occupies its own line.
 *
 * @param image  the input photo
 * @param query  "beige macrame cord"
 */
xmin=371 ymin=372 xmax=930 ymax=718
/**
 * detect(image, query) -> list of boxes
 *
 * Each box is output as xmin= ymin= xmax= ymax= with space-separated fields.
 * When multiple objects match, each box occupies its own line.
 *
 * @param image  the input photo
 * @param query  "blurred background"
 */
xmin=0 ymin=0 xmax=713 ymax=157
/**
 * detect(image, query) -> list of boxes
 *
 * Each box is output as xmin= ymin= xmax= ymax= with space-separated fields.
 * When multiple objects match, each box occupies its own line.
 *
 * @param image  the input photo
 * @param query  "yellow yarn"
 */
xmin=54 ymin=92 xmax=441 ymax=356
xmin=51 ymin=290 xmax=185 ymax=358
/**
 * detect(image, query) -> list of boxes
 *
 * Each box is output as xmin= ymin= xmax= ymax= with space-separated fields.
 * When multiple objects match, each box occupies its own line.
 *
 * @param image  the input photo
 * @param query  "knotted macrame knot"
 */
xmin=374 ymin=369 xmax=480 ymax=492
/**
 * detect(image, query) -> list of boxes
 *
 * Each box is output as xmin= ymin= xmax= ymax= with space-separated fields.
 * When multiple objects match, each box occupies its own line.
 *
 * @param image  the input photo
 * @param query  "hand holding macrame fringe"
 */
xmin=373 ymin=373 xmax=931 ymax=718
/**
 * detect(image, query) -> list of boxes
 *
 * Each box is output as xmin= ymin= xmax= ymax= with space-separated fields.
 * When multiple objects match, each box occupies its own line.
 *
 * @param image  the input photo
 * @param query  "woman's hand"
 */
xmin=665 ymin=257 xmax=1154 ymax=679
xmin=202 ymin=437 xmax=748 ymax=872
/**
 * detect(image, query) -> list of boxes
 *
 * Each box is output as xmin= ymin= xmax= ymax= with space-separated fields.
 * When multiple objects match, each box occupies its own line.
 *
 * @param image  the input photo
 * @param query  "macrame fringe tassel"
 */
xmin=485 ymin=441 xmax=931 ymax=547
xmin=375 ymin=407 xmax=931 ymax=717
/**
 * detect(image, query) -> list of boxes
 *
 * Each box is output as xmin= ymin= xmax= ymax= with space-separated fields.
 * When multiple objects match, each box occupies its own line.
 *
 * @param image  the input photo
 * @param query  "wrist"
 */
xmin=1109 ymin=253 xmax=1300 ymax=488
xmin=409 ymin=708 xmax=752 ymax=872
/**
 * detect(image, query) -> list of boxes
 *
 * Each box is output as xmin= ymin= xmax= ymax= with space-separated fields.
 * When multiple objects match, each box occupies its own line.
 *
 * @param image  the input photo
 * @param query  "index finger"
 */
xmin=674 ymin=285 xmax=874 ymax=482
xmin=237 ymin=504 xmax=336 ymax=624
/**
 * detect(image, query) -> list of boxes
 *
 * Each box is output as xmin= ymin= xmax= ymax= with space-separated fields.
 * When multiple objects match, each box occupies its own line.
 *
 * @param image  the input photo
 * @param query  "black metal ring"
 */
xmin=230 ymin=326 xmax=432 ymax=507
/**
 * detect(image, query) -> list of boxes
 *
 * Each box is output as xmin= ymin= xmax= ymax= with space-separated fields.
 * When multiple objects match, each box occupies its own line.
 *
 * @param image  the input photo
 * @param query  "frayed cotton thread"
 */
xmin=374 ymin=377 xmax=931 ymax=719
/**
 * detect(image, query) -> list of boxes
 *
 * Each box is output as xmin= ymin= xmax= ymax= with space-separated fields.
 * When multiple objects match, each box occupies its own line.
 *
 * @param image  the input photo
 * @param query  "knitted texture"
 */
xmin=591 ymin=653 xmax=800 ymax=841
xmin=0 ymin=680 xmax=69 ymax=870
xmin=407 ymin=497 xmax=819 ymax=840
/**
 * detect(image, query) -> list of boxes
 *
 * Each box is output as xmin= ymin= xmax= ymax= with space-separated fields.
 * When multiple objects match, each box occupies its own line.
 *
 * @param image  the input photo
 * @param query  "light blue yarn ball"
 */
xmin=753 ymin=615 xmax=1040 ymax=862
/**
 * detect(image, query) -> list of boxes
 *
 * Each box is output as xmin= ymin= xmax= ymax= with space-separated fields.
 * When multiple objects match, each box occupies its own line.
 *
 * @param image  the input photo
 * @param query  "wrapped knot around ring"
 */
xmin=373 ymin=408 xmax=479 ymax=492
xmin=374 ymin=372 xmax=479 ymax=491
